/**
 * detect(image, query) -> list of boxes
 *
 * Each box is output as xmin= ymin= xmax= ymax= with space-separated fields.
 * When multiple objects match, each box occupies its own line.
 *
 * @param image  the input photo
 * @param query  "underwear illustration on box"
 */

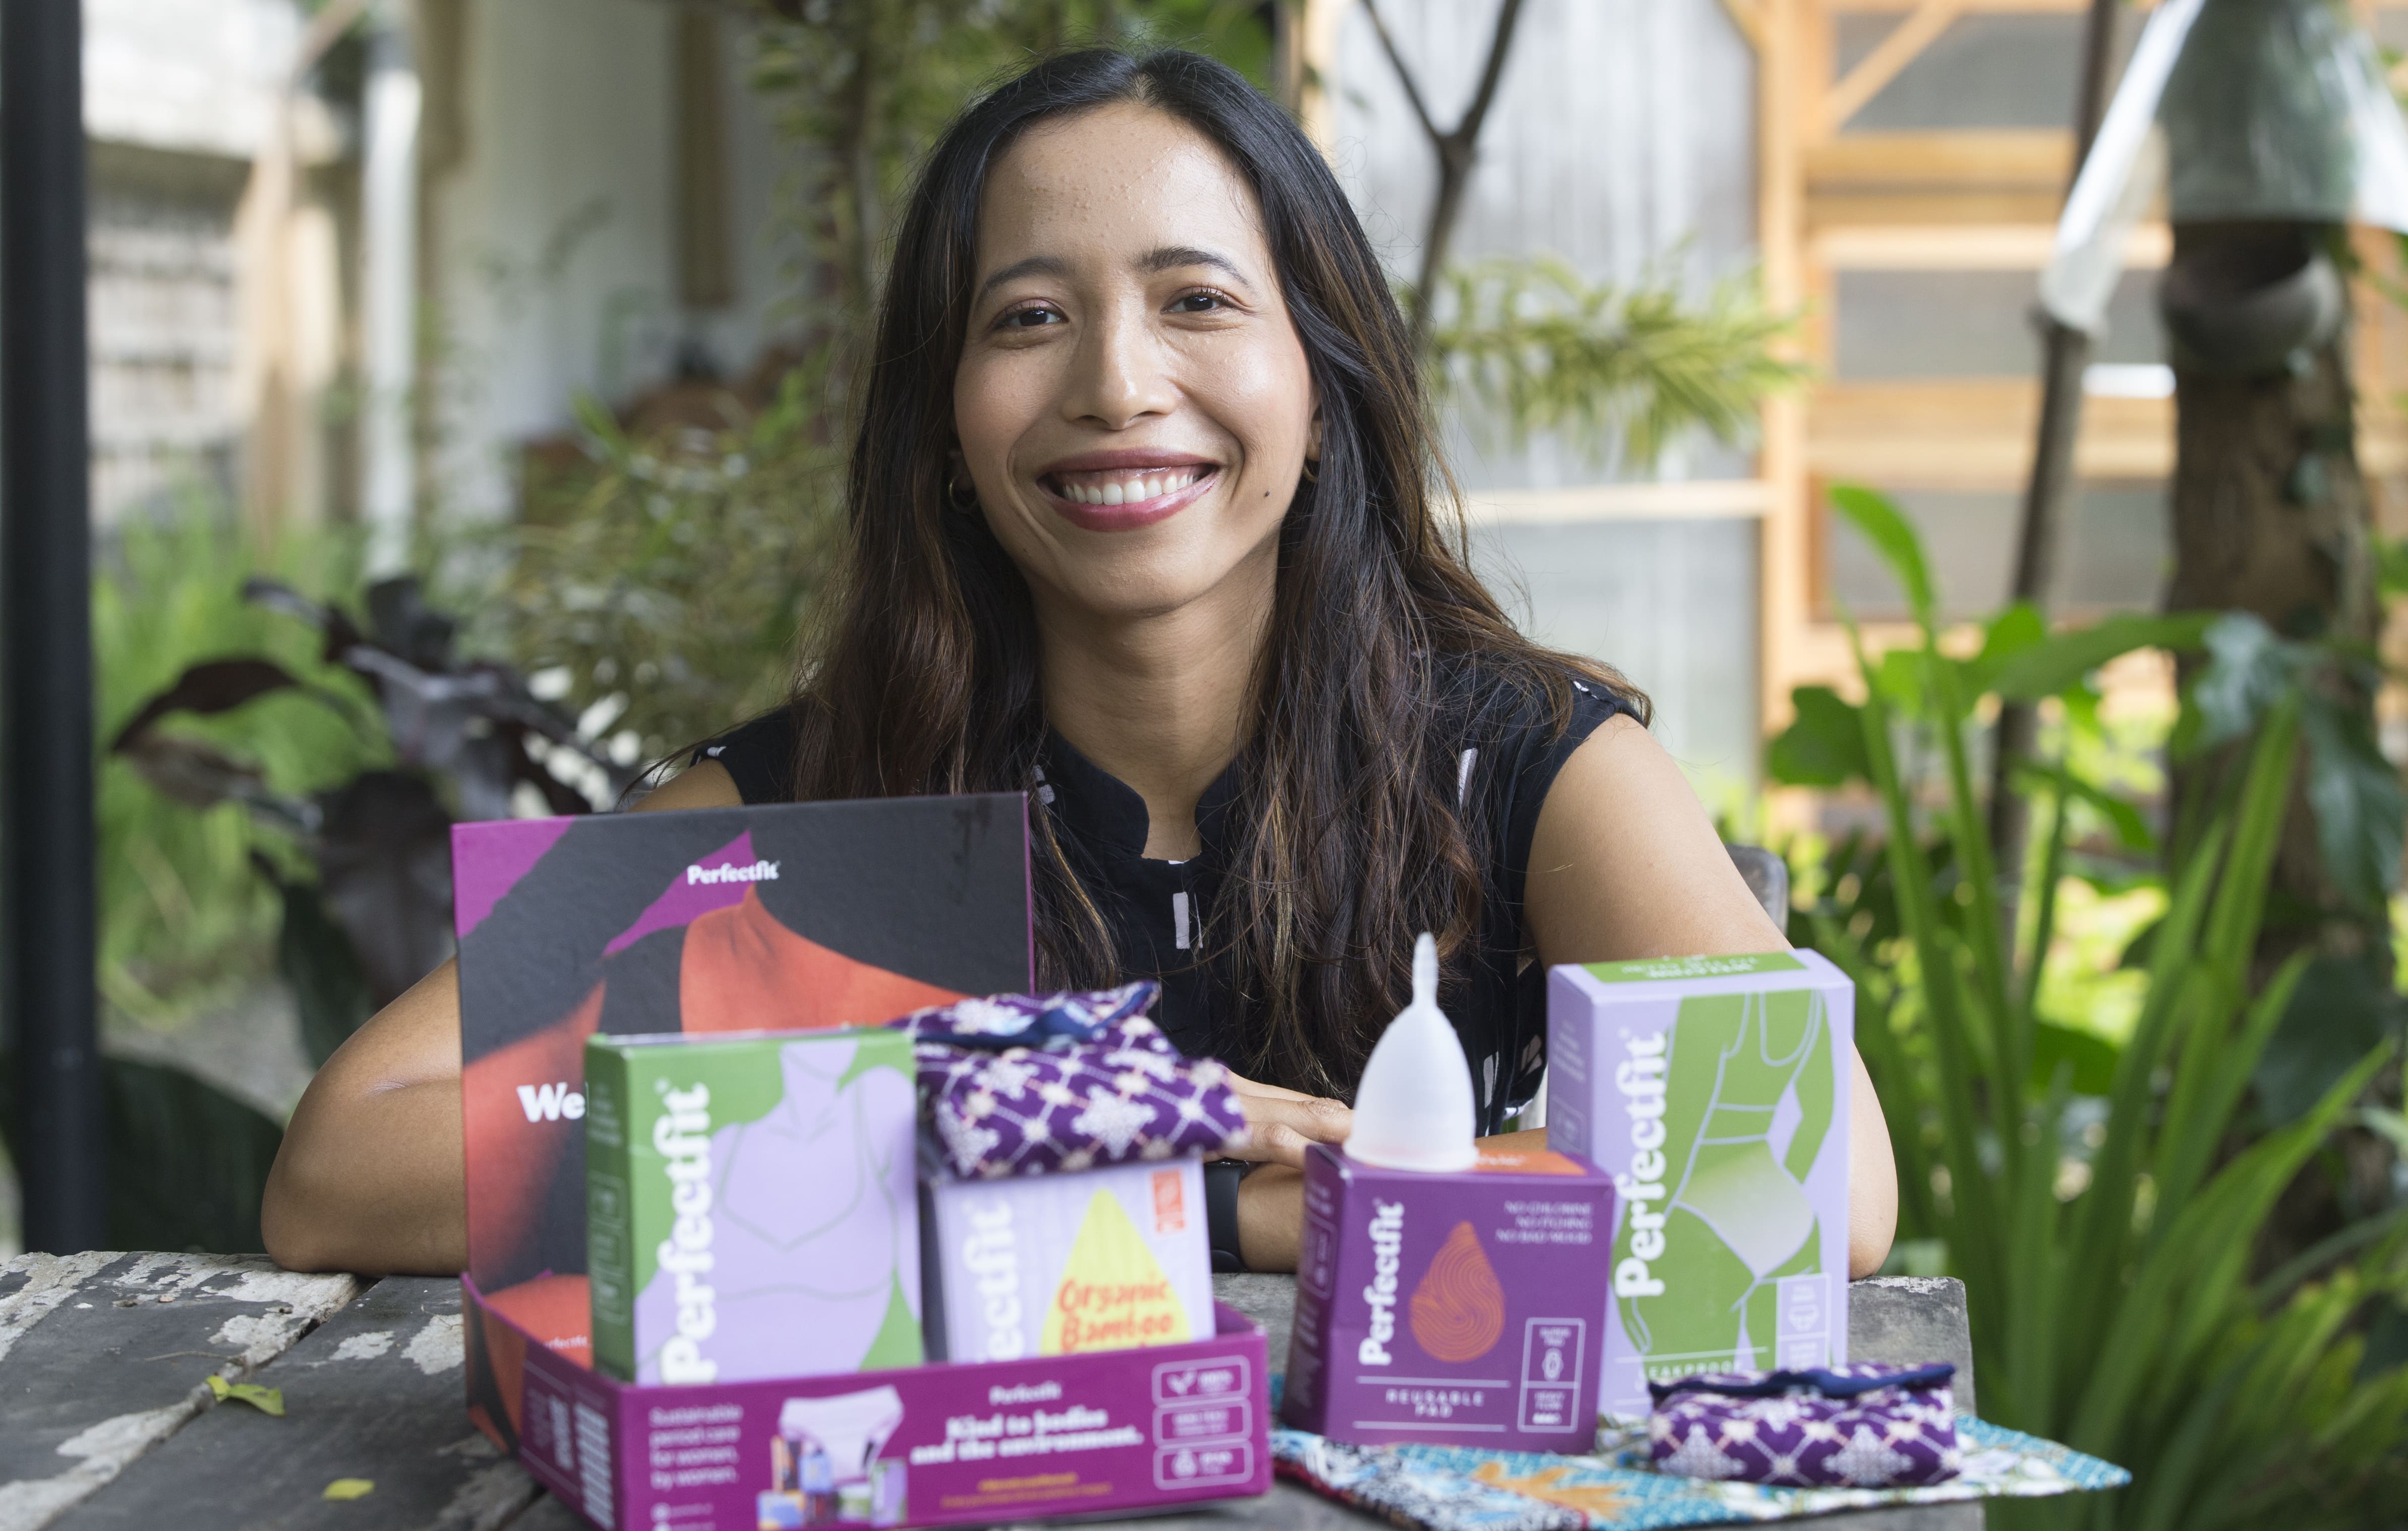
xmin=759 ymin=1386 xmax=909 ymax=1528
xmin=898 ymin=983 xmax=1248 ymax=1179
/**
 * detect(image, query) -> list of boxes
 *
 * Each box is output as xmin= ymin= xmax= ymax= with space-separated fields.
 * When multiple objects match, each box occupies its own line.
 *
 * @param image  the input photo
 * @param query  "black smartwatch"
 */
xmin=1205 ymin=1158 xmax=1251 ymax=1272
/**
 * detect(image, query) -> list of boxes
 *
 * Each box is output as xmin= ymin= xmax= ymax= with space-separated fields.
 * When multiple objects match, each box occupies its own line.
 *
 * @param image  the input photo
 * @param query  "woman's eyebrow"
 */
xmin=976 ymin=254 xmax=1070 ymax=302
xmin=1139 ymin=245 xmax=1248 ymax=283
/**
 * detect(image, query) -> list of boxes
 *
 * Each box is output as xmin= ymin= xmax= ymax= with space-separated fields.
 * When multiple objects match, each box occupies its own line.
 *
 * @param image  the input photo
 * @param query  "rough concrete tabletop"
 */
xmin=2 ymin=1256 xmax=1979 ymax=1530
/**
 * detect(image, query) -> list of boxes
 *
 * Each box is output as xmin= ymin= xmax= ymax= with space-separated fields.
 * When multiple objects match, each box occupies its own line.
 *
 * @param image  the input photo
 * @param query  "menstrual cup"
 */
xmin=1343 ymin=932 xmax=1478 ymax=1172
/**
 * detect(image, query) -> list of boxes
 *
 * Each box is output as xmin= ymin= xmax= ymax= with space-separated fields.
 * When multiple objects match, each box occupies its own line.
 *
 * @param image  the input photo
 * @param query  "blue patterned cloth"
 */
xmin=1267 ymin=1377 xmax=2128 ymax=1529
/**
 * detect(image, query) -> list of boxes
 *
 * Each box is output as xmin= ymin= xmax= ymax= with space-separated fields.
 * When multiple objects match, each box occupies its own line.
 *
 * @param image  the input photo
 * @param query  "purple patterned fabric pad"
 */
xmin=1647 ymin=1364 xmax=1962 ymax=1489
xmin=895 ymin=983 xmax=1250 ymax=1179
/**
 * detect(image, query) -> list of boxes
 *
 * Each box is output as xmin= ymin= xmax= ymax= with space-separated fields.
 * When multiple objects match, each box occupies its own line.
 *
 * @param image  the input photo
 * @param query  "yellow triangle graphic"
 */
xmin=1039 ymin=1189 xmax=1193 ymax=1355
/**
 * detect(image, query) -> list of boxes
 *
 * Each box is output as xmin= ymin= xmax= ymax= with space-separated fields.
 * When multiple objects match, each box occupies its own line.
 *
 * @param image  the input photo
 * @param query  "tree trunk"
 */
xmin=2167 ymin=276 xmax=2380 ymax=975
xmin=2163 ymin=222 xmax=2391 ymax=1271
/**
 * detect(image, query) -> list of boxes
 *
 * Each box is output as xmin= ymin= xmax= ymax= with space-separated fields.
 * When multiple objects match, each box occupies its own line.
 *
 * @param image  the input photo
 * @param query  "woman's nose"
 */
xmin=1063 ymin=305 xmax=1176 ymax=429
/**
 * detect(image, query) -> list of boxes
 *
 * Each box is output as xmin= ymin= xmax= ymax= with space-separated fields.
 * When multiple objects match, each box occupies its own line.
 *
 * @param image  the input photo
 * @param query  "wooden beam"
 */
xmin=1759 ymin=0 xmax=1811 ymax=742
xmin=1810 ymin=380 xmax=2174 ymax=484
xmin=1807 ymin=130 xmax=2073 ymax=188
xmin=1824 ymin=0 xmax=1962 ymax=136
xmin=1812 ymin=219 xmax=2169 ymax=269
xmin=1718 ymin=0 xmax=1765 ymax=49
xmin=1464 ymin=480 xmax=1771 ymax=525
xmin=1296 ymin=0 xmax=1347 ymax=154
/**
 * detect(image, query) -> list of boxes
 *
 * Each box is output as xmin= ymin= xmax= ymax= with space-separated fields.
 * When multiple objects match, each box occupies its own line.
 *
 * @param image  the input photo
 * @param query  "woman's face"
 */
xmin=954 ymin=103 xmax=1315 ymax=626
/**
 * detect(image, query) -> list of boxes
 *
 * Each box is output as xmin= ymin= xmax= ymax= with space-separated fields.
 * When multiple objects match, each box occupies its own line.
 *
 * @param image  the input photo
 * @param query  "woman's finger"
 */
xmin=1223 ymin=1090 xmax=1354 ymax=1170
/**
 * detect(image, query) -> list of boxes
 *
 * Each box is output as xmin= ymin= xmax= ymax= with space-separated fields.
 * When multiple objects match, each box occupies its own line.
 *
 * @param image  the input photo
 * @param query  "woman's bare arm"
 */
xmin=1524 ymin=715 xmax=1899 ymax=1277
xmin=261 ymin=762 xmax=746 ymax=1274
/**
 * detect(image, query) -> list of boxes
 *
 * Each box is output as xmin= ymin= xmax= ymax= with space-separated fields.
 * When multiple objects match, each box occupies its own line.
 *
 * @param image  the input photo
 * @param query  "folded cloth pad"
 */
xmin=895 ymin=982 xmax=1248 ymax=1179
xmin=1648 ymin=1364 xmax=1960 ymax=1488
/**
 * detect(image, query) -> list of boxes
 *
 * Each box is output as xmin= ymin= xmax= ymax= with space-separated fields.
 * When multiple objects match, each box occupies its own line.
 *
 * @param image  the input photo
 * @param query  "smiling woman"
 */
xmin=260 ymin=47 xmax=1894 ymax=1281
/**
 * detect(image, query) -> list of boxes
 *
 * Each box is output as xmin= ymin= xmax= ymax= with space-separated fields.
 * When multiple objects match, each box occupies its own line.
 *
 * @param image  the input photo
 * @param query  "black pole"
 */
xmin=1989 ymin=0 xmax=2122 ymax=879
xmin=3 ymin=0 xmax=106 ymax=1253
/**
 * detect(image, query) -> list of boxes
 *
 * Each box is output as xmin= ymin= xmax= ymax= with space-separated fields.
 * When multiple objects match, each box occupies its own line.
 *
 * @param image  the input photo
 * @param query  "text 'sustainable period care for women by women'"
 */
xmin=583 ymin=1027 xmax=923 ymax=1386
xmin=1547 ymin=951 xmax=1855 ymax=1419
xmin=1281 ymin=936 xmax=1617 ymax=1452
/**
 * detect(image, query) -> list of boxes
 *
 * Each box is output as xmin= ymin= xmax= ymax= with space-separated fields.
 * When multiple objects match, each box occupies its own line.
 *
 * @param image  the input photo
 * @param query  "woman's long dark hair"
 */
xmin=785 ymin=46 xmax=1645 ymax=1097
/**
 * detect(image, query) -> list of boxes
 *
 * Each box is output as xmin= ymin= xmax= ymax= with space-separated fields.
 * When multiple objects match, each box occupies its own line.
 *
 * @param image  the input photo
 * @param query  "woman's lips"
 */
xmin=1038 ymin=464 xmax=1219 ymax=532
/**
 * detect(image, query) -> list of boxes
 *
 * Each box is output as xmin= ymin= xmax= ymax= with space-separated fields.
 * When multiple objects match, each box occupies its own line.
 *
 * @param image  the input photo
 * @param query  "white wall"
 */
xmin=427 ymin=0 xmax=799 ymax=519
xmin=84 ymin=0 xmax=302 ymax=160
xmin=1327 ymin=0 xmax=1766 ymax=785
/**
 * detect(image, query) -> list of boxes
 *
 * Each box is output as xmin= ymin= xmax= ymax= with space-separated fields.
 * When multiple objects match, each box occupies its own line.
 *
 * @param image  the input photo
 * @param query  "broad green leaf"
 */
xmin=2013 ymin=763 xmax=2157 ymax=854
xmin=1766 ymin=685 xmax=1871 ymax=786
xmin=2299 ymin=692 xmax=2406 ymax=913
xmin=2032 ymin=1020 xmax=2121 ymax=1096
xmin=1965 ymin=601 xmax=2047 ymax=694
xmin=2257 ymin=955 xmax=2403 ymax=1126
xmin=1989 ymin=612 xmax=2215 ymax=701
xmin=2189 ymin=612 xmax=2293 ymax=749
xmin=1830 ymin=485 xmax=1935 ymax=628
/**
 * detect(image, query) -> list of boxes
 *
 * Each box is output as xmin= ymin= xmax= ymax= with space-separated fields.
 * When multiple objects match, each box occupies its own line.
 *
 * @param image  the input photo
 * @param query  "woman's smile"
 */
xmin=1037 ymin=449 xmax=1223 ymax=531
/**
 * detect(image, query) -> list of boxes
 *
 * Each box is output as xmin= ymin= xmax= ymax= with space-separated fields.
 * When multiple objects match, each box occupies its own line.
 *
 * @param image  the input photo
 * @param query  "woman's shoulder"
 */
xmin=1433 ymin=649 xmax=1636 ymax=757
xmin=1431 ymin=647 xmax=1639 ymax=884
xmin=689 ymin=706 xmax=804 ymax=805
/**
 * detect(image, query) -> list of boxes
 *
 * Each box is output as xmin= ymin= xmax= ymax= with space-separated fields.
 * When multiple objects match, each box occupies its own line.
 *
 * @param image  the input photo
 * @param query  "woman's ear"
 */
xmin=1306 ymin=410 xmax=1323 ymax=463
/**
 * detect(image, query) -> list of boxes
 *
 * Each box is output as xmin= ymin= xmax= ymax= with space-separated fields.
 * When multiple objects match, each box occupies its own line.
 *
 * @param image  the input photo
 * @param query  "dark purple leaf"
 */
xmin=366 ymin=576 xmax=459 ymax=672
xmin=244 ymin=576 xmax=371 ymax=672
xmin=108 ymin=658 xmax=303 ymax=753
xmin=313 ymin=771 xmax=455 ymax=1007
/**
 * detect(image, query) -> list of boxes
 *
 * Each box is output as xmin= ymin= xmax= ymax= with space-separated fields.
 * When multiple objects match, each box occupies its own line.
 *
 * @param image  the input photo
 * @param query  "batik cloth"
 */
xmin=1269 ymin=1396 xmax=2127 ymax=1530
xmin=1646 ymin=1365 xmax=1959 ymax=1489
xmin=895 ymin=982 xmax=1249 ymax=1179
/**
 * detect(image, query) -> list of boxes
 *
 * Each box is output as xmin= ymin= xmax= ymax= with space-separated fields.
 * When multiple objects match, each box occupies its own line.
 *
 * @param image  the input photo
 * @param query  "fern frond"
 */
xmin=1425 ymin=254 xmax=1804 ymax=469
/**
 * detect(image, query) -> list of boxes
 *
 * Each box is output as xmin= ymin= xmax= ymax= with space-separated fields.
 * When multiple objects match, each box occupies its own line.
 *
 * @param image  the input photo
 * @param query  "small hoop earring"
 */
xmin=1300 ymin=457 xmax=1320 ymax=485
xmin=946 ymin=474 xmax=980 ymax=512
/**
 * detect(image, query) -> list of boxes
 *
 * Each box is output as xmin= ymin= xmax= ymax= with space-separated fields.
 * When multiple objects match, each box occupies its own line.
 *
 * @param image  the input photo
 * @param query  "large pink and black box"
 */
xmin=1279 ymin=1143 xmax=1616 ymax=1451
xmin=485 ymin=1278 xmax=1271 ymax=1531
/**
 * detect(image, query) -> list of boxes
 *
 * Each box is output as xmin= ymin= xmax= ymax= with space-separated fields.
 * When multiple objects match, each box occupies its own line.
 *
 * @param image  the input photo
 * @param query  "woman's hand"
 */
xmin=1221 ymin=1070 xmax=1352 ymax=1169
xmin=1218 ymin=1071 xmax=1346 ymax=1272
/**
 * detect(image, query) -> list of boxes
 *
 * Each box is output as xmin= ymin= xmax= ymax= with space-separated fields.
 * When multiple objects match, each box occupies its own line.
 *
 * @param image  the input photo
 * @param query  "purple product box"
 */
xmin=485 ymin=1279 xmax=1271 ymax=1530
xmin=1548 ymin=951 xmax=1854 ymax=1419
xmin=1279 ymin=1143 xmax=1616 ymax=1452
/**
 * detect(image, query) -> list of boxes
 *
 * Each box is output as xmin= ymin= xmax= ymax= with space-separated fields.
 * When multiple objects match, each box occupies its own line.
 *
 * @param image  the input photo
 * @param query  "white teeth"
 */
xmin=1059 ymin=468 xmax=1206 ymax=506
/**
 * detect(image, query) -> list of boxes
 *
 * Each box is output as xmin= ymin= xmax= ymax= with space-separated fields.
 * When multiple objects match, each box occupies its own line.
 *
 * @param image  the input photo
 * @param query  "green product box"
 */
xmin=585 ymin=1027 xmax=923 ymax=1386
xmin=1548 ymin=950 xmax=1854 ymax=1418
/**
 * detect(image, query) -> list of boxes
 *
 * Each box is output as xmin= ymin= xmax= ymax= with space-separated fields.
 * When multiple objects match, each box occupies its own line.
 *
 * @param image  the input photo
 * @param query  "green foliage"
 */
xmin=94 ymin=505 xmax=384 ymax=1024
xmin=1789 ymin=485 xmax=2408 ymax=1526
xmin=504 ymin=370 xmax=847 ymax=758
xmin=102 ymin=1057 xmax=287 ymax=1254
xmin=1427 ymin=256 xmax=1802 ymax=469
xmin=751 ymin=0 xmax=1275 ymax=312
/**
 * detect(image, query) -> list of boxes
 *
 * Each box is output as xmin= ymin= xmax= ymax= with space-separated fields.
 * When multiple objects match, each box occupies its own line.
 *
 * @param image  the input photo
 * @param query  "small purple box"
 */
xmin=1280 ymin=1143 xmax=1616 ymax=1452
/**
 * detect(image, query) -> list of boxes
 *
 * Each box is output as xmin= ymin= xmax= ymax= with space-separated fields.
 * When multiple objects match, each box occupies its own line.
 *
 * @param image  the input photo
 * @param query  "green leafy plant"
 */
xmin=1427 ymin=255 xmax=1803 ymax=469
xmin=1776 ymin=485 xmax=2408 ymax=1526
xmin=501 ymin=367 xmax=846 ymax=760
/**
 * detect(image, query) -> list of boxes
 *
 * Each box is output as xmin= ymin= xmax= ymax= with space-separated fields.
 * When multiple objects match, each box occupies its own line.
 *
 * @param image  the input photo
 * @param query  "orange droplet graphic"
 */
xmin=1409 ymin=1220 xmax=1505 ymax=1362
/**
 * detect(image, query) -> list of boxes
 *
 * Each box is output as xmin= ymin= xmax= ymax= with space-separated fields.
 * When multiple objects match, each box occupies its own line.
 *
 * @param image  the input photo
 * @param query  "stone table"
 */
xmin=1 ymin=1255 xmax=1978 ymax=1530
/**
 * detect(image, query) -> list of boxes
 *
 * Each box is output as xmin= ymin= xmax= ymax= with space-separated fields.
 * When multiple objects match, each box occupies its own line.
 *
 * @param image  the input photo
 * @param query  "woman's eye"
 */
xmin=1001 ymin=306 xmax=1061 ymax=329
xmin=1171 ymin=290 xmax=1231 ymax=314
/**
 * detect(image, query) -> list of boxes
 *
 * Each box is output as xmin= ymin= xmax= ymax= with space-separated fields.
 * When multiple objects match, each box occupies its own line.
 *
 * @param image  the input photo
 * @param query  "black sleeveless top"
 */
xmin=698 ymin=665 xmax=1626 ymax=1133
